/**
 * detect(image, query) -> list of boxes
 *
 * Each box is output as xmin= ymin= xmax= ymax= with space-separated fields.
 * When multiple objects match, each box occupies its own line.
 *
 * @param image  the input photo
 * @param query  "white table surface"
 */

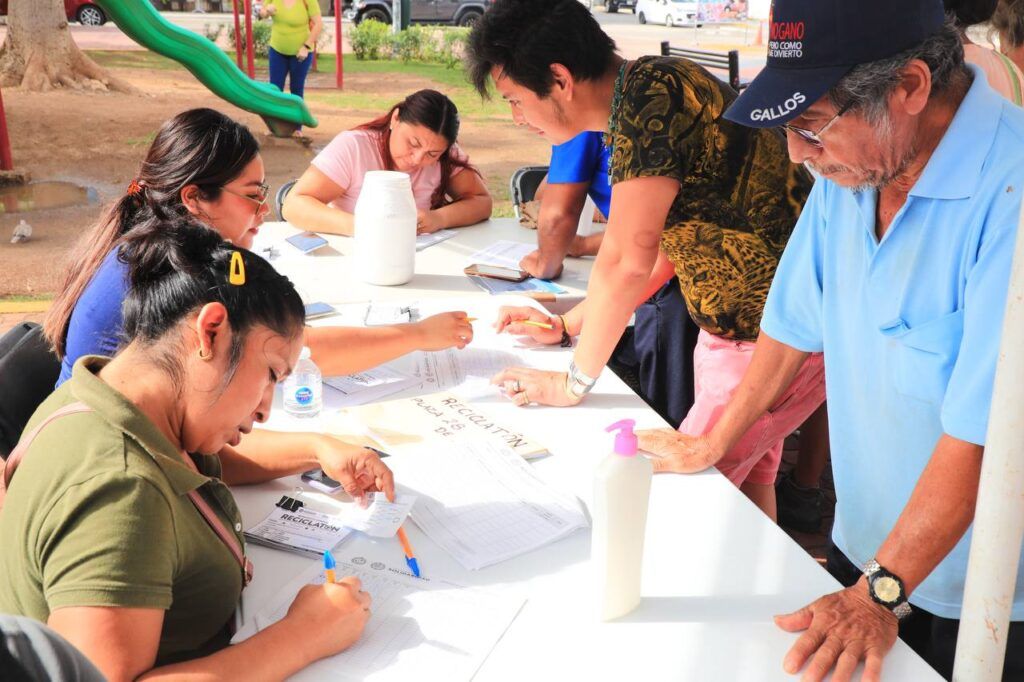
xmin=237 ymin=219 xmax=940 ymax=681
xmin=251 ymin=218 xmax=592 ymax=313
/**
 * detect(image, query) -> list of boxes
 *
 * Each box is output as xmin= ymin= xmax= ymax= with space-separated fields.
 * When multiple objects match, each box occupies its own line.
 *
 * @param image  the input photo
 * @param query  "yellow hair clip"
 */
xmin=229 ymin=251 xmax=246 ymax=286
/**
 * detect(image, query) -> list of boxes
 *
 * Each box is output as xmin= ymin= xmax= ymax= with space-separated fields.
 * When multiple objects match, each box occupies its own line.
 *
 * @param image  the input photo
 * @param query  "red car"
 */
xmin=0 ymin=0 xmax=108 ymax=26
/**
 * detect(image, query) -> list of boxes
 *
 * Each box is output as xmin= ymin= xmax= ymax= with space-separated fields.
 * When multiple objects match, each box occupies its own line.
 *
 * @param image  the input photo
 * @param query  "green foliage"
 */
xmin=228 ymin=19 xmax=273 ymax=58
xmin=347 ymin=22 xmax=469 ymax=68
xmin=349 ymin=19 xmax=392 ymax=61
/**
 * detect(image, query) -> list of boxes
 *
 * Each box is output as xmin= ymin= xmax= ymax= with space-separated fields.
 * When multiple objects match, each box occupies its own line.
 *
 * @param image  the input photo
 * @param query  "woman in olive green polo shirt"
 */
xmin=0 ymin=223 xmax=392 ymax=679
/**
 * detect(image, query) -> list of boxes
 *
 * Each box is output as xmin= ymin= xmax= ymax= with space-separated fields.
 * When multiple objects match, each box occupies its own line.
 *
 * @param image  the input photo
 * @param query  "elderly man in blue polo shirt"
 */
xmin=636 ymin=0 xmax=1024 ymax=679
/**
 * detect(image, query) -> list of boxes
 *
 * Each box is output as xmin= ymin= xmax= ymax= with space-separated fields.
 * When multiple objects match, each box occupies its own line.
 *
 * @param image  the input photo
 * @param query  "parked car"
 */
xmin=606 ymin=0 xmax=636 ymax=12
xmin=0 ymin=0 xmax=107 ymax=25
xmin=350 ymin=0 xmax=491 ymax=26
xmin=636 ymin=0 xmax=699 ymax=26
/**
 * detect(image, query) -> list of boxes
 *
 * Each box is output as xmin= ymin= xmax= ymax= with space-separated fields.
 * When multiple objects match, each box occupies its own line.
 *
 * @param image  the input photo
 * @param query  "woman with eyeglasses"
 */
xmin=283 ymin=89 xmax=492 ymax=236
xmin=45 ymin=108 xmax=473 ymax=388
xmin=41 ymin=108 xmax=471 ymax=494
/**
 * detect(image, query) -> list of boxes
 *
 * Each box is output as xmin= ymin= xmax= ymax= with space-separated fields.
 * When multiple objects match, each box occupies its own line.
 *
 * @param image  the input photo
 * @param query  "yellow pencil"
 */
xmin=520 ymin=319 xmax=554 ymax=330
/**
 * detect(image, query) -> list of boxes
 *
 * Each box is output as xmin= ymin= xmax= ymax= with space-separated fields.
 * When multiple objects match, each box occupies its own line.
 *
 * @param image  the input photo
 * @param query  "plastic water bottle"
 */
xmin=592 ymin=419 xmax=653 ymax=620
xmin=283 ymin=346 xmax=322 ymax=418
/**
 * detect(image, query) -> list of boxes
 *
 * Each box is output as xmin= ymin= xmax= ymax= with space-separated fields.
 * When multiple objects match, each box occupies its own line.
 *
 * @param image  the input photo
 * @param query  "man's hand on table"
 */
xmin=314 ymin=437 xmax=396 ymax=502
xmin=775 ymin=579 xmax=898 ymax=682
xmin=636 ymin=428 xmax=721 ymax=474
xmin=520 ymin=250 xmax=563 ymax=280
xmin=491 ymin=367 xmax=580 ymax=407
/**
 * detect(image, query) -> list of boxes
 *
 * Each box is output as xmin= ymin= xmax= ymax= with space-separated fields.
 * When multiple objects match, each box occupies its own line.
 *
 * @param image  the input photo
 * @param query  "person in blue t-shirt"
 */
xmin=638 ymin=2 xmax=1024 ymax=679
xmin=519 ymin=131 xmax=610 ymax=281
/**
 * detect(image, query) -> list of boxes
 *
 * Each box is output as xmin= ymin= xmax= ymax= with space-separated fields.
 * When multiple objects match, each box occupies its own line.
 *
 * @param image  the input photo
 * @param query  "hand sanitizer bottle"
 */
xmin=592 ymin=419 xmax=653 ymax=620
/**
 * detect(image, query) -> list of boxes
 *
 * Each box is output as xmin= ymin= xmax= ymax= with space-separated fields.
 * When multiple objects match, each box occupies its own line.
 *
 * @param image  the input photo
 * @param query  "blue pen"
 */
xmin=323 ymin=549 xmax=336 ymax=584
xmin=396 ymin=526 xmax=421 ymax=578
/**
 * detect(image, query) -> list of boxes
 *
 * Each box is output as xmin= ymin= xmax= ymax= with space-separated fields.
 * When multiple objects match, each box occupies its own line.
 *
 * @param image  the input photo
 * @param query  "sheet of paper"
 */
xmin=324 ymin=366 xmax=420 ymax=408
xmin=364 ymin=303 xmax=416 ymax=326
xmin=468 ymin=240 xmax=536 ymax=269
xmin=415 ymin=229 xmax=456 ymax=251
xmin=242 ymin=559 xmax=526 ymax=682
xmin=388 ymin=441 xmax=588 ymax=570
xmin=342 ymin=392 xmax=546 ymax=459
xmin=297 ymin=491 xmax=417 ymax=538
xmin=244 ymin=505 xmax=353 ymax=559
xmin=467 ymin=275 xmax=567 ymax=296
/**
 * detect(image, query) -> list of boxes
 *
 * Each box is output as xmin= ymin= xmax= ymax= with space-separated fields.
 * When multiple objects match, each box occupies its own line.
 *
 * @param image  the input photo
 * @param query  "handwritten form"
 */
xmin=242 ymin=559 xmax=525 ymax=682
xmin=388 ymin=441 xmax=588 ymax=570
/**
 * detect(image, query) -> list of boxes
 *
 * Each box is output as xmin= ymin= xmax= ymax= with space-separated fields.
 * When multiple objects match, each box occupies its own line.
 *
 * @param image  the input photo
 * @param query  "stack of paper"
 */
xmin=389 ymin=441 xmax=588 ymax=570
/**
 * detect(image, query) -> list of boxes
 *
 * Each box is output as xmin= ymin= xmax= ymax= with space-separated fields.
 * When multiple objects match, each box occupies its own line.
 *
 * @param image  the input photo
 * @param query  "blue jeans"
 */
xmin=268 ymin=46 xmax=313 ymax=113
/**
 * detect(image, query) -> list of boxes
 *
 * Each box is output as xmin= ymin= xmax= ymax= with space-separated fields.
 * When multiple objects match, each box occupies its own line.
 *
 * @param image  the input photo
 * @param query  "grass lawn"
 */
xmin=86 ymin=51 xmax=506 ymax=118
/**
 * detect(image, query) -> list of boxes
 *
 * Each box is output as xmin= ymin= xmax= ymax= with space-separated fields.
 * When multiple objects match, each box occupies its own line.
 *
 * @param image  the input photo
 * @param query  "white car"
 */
xmin=636 ymin=0 xmax=699 ymax=26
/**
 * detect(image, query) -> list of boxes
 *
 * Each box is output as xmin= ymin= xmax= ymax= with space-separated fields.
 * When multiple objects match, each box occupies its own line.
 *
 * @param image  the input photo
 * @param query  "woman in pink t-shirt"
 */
xmin=284 ymin=90 xmax=492 ymax=235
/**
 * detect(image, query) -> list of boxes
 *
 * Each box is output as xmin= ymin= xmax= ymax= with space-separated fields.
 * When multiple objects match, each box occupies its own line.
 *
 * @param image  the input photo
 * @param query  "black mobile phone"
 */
xmin=304 ymin=301 xmax=337 ymax=320
xmin=285 ymin=231 xmax=329 ymax=254
xmin=464 ymin=263 xmax=530 ymax=282
xmin=301 ymin=468 xmax=343 ymax=493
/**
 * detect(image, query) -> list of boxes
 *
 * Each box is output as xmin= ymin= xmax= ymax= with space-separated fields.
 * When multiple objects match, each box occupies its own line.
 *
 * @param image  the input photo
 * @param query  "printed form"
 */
xmin=388 ymin=441 xmax=588 ymax=570
xmin=241 ymin=559 xmax=525 ymax=682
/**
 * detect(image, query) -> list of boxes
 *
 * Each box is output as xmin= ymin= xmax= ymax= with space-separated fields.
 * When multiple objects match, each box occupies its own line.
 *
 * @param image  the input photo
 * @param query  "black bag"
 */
xmin=0 ymin=323 xmax=60 ymax=459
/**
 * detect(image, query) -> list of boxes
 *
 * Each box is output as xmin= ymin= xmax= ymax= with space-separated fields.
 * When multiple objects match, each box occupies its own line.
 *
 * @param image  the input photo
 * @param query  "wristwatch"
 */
xmin=864 ymin=559 xmax=912 ymax=619
xmin=565 ymin=360 xmax=598 ymax=400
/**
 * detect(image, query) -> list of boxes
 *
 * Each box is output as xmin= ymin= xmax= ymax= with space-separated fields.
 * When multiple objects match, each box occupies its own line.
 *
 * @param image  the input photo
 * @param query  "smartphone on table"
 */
xmin=304 ymin=301 xmax=337 ymax=320
xmin=285 ymin=231 xmax=329 ymax=254
xmin=464 ymin=263 xmax=530 ymax=282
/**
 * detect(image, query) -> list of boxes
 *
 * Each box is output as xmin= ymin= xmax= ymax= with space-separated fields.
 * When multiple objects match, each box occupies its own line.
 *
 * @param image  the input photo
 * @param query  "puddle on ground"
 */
xmin=0 ymin=181 xmax=99 ymax=214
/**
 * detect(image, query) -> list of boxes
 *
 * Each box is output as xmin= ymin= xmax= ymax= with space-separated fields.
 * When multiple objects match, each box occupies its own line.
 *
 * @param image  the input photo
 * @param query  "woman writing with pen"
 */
xmin=0 ymin=223 xmax=393 ymax=679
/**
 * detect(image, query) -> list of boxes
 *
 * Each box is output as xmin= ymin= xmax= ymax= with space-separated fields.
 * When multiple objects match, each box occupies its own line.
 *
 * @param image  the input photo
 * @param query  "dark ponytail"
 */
xmin=44 ymin=108 xmax=260 ymax=358
xmin=119 ymin=218 xmax=304 ymax=384
xmin=355 ymin=89 xmax=480 ymax=210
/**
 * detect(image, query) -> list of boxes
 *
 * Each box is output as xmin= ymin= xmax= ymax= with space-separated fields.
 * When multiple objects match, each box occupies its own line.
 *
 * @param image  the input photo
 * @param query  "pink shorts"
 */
xmin=680 ymin=330 xmax=826 ymax=487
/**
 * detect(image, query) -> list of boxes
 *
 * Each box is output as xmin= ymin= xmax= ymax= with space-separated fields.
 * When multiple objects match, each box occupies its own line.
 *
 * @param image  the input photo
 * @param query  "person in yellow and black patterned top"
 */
xmin=611 ymin=54 xmax=811 ymax=341
xmin=468 ymin=0 xmax=824 ymax=518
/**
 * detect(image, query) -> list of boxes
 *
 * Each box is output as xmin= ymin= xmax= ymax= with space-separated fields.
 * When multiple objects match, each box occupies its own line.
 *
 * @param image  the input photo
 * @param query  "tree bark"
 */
xmin=0 ymin=0 xmax=135 ymax=92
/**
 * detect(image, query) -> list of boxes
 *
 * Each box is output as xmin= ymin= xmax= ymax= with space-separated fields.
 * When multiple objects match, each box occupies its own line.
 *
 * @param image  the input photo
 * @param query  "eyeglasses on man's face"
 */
xmin=781 ymin=101 xmax=854 ymax=148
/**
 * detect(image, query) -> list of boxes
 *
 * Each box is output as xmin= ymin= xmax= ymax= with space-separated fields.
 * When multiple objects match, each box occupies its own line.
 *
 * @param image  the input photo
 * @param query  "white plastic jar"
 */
xmin=354 ymin=170 xmax=417 ymax=286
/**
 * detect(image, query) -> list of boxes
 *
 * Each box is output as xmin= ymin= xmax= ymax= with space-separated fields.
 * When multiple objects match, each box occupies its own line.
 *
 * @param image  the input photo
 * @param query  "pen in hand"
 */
xmin=323 ymin=549 xmax=336 ymax=584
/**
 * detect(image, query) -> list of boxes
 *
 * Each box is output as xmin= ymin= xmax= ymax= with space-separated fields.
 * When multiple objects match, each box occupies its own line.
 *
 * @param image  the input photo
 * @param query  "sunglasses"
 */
xmin=781 ymin=101 xmax=854 ymax=148
xmin=222 ymin=181 xmax=271 ymax=214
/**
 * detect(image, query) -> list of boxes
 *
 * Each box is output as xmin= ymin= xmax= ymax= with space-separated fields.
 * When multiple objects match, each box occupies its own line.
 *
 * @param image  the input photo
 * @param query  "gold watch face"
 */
xmin=874 ymin=576 xmax=901 ymax=604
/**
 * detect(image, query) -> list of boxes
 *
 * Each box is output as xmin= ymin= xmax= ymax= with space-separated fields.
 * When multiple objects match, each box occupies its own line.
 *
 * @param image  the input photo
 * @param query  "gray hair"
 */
xmin=827 ymin=18 xmax=971 ymax=128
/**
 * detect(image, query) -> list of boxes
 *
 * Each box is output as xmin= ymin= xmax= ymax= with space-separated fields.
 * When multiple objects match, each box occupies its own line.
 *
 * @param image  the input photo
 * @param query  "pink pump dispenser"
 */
xmin=605 ymin=419 xmax=638 ymax=456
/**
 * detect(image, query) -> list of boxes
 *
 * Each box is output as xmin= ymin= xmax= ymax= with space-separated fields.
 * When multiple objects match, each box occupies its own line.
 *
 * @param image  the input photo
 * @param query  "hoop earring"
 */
xmin=198 ymin=348 xmax=213 ymax=361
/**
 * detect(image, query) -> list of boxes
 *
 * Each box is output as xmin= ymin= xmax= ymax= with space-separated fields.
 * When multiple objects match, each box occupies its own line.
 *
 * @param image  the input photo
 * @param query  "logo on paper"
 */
xmin=294 ymin=386 xmax=314 ymax=405
xmin=750 ymin=92 xmax=807 ymax=122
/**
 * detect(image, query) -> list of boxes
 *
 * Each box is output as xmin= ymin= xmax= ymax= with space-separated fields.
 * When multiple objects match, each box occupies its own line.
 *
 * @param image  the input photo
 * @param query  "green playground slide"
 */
xmin=94 ymin=0 xmax=317 ymax=136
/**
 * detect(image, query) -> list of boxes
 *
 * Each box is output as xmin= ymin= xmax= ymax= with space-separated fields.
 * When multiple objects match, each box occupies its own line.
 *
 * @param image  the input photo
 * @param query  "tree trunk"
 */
xmin=0 ymin=0 xmax=135 ymax=92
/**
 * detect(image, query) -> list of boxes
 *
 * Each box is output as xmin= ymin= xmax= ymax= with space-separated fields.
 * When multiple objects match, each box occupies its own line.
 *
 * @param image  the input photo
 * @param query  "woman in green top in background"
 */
xmin=0 ymin=222 xmax=393 ymax=679
xmin=260 ymin=0 xmax=322 ymax=130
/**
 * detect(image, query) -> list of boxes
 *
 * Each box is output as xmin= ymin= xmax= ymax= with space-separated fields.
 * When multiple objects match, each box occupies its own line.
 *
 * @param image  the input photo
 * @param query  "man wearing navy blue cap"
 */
xmin=640 ymin=0 xmax=1024 ymax=679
